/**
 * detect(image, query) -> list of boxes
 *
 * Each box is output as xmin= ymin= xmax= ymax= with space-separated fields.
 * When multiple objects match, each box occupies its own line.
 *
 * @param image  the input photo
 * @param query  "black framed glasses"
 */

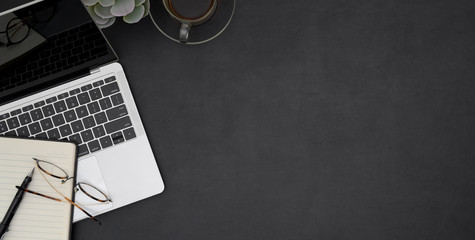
xmin=0 ymin=3 xmax=57 ymax=47
xmin=16 ymin=158 xmax=112 ymax=225
xmin=0 ymin=17 xmax=31 ymax=47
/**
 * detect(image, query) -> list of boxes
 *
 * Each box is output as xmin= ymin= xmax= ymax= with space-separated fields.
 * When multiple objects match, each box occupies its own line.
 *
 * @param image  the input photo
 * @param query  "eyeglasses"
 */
xmin=16 ymin=158 xmax=112 ymax=225
xmin=0 ymin=17 xmax=31 ymax=47
xmin=0 ymin=3 xmax=57 ymax=47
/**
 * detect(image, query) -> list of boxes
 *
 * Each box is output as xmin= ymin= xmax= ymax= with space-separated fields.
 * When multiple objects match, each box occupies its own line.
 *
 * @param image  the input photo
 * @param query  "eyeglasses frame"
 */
xmin=17 ymin=158 xmax=113 ymax=225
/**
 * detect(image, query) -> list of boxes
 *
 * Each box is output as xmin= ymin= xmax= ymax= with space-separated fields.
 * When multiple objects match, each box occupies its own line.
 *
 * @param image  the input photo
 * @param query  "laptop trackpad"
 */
xmin=74 ymin=156 xmax=113 ymax=220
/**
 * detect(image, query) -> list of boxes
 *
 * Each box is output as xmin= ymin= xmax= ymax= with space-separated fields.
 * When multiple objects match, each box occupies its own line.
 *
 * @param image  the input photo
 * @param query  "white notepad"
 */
xmin=0 ymin=137 xmax=76 ymax=240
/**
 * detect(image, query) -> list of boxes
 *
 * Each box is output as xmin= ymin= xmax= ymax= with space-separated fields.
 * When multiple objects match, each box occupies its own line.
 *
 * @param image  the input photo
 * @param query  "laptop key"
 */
xmin=0 ymin=113 xmax=10 ymax=120
xmin=68 ymin=55 xmax=79 ymax=65
xmin=58 ymin=92 xmax=69 ymax=100
xmin=18 ymin=113 xmax=32 ymax=125
xmin=42 ymin=105 xmax=56 ymax=117
xmin=72 ymin=46 xmax=82 ymax=55
xmin=94 ymin=112 xmax=107 ymax=125
xmin=99 ymin=135 xmax=113 ymax=148
xmin=111 ymin=132 xmax=124 ymax=144
xmin=88 ymin=140 xmax=101 ymax=152
xmin=0 ymin=121 xmax=8 ymax=133
xmin=104 ymin=76 xmax=116 ymax=83
xmin=110 ymin=93 xmax=124 ymax=106
xmin=89 ymin=88 xmax=102 ymax=101
xmin=54 ymin=100 xmax=67 ymax=113
xmin=81 ymin=129 xmax=94 ymax=142
xmin=62 ymin=43 xmax=73 ymax=52
xmin=47 ymin=128 xmax=61 ymax=139
xmin=99 ymin=97 xmax=112 ymax=110
xmin=65 ymin=96 xmax=79 ymax=109
xmin=76 ymin=106 xmax=89 ymax=118
xmin=123 ymin=127 xmax=136 ymax=140
xmin=71 ymin=120 xmax=84 ymax=133
xmin=46 ymin=96 xmax=57 ymax=104
xmin=16 ymin=126 xmax=30 ymax=137
xmin=10 ymin=109 xmax=21 ymax=116
xmin=5 ymin=130 xmax=17 ymax=136
xmin=34 ymin=101 xmax=45 ymax=108
xmin=52 ymin=114 xmax=66 ymax=126
xmin=22 ymin=105 xmax=33 ymax=112
xmin=69 ymin=133 xmax=82 ymax=144
xmin=59 ymin=125 xmax=72 ymax=137
xmin=35 ymin=132 xmax=48 ymax=139
xmin=69 ymin=88 xmax=81 ymax=96
xmin=93 ymin=80 xmax=104 ymax=87
xmin=106 ymin=105 xmax=128 ymax=121
xmin=78 ymin=144 xmax=89 ymax=157
xmin=40 ymin=118 xmax=54 ymax=131
xmin=82 ymin=116 xmax=96 ymax=129
xmin=64 ymin=110 xmax=77 ymax=122
xmin=77 ymin=92 xmax=91 ymax=105
xmin=92 ymin=125 xmax=105 ymax=138
xmin=27 ymin=62 xmax=37 ymax=70
xmin=81 ymin=84 xmax=92 ymax=92
xmin=50 ymin=54 xmax=60 ymax=62
xmin=87 ymin=101 xmax=100 ymax=114
xmin=40 ymin=49 xmax=50 ymax=58
xmin=45 ymin=63 xmax=55 ymax=72
xmin=104 ymin=116 xmax=132 ymax=134
xmin=30 ymin=109 xmax=43 ymax=121
xmin=101 ymin=82 xmax=119 ymax=96
xmin=28 ymin=122 xmax=41 ymax=135
xmin=7 ymin=117 xmax=20 ymax=129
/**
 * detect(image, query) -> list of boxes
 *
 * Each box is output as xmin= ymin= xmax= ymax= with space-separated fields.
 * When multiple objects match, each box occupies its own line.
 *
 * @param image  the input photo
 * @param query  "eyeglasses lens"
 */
xmin=37 ymin=160 xmax=69 ymax=179
xmin=7 ymin=18 xmax=29 ymax=44
xmin=78 ymin=183 xmax=109 ymax=202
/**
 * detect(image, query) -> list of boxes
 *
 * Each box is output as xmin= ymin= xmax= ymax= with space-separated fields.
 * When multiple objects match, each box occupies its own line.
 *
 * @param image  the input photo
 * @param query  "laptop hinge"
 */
xmin=90 ymin=67 xmax=101 ymax=75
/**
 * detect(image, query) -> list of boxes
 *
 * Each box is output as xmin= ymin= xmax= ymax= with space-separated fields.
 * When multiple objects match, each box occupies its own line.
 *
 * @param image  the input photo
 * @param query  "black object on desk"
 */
xmin=0 ymin=168 xmax=34 ymax=240
xmin=71 ymin=0 xmax=475 ymax=239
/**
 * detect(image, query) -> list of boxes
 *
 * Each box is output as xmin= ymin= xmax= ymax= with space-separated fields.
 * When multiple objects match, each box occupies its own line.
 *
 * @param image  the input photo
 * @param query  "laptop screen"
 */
xmin=0 ymin=0 xmax=116 ymax=104
xmin=0 ymin=0 xmax=44 ymax=17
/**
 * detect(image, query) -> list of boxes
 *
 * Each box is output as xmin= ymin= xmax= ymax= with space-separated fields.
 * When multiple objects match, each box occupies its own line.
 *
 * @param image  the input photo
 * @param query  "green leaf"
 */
xmin=86 ymin=6 xmax=109 ymax=25
xmin=135 ymin=0 xmax=145 ymax=6
xmin=99 ymin=17 xmax=116 ymax=28
xmin=98 ymin=0 xmax=115 ymax=7
xmin=110 ymin=0 xmax=135 ymax=16
xmin=142 ymin=0 xmax=150 ymax=17
xmin=94 ymin=4 xmax=113 ymax=18
xmin=123 ymin=5 xmax=144 ymax=23
xmin=82 ymin=0 xmax=99 ymax=7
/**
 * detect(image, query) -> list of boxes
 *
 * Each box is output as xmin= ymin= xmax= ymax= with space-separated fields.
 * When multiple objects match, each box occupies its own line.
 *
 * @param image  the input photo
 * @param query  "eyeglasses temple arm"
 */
xmin=16 ymin=186 xmax=62 ymax=202
xmin=61 ymin=195 xmax=102 ymax=225
xmin=16 ymin=186 xmax=102 ymax=225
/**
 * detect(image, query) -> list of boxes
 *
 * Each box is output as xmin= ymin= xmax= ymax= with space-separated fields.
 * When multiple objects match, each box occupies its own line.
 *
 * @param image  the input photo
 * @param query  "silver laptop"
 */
xmin=0 ymin=0 xmax=164 ymax=222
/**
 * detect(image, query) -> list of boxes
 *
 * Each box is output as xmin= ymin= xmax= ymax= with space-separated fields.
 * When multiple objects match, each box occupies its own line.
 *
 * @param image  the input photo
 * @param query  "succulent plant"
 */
xmin=81 ymin=0 xmax=150 ymax=28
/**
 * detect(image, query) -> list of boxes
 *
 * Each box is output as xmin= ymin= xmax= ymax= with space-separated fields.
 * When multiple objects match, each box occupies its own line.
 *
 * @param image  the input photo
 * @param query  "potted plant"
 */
xmin=82 ymin=0 xmax=150 ymax=28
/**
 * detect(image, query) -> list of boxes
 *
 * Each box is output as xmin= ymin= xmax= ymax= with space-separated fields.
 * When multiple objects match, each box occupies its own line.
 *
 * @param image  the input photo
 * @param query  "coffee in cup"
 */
xmin=162 ymin=0 xmax=217 ymax=42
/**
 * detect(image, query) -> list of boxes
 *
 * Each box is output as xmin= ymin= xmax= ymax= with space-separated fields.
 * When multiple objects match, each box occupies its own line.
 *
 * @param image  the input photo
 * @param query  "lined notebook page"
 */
xmin=0 ymin=137 xmax=76 ymax=240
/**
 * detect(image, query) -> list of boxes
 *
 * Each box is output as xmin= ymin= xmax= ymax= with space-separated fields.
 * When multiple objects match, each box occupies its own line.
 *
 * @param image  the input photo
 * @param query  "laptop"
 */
xmin=0 ymin=0 xmax=164 ymax=222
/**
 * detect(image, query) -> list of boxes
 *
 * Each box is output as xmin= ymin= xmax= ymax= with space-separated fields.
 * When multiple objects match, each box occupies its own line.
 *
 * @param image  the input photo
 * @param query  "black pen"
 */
xmin=0 ymin=168 xmax=34 ymax=240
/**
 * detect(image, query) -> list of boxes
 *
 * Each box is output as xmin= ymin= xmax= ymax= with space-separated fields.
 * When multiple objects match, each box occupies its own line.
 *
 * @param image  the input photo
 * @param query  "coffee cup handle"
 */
xmin=179 ymin=23 xmax=191 ymax=43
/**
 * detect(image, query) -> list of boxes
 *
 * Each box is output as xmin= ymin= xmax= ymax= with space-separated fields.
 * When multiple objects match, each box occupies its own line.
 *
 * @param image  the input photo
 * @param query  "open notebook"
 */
xmin=0 ymin=137 xmax=76 ymax=240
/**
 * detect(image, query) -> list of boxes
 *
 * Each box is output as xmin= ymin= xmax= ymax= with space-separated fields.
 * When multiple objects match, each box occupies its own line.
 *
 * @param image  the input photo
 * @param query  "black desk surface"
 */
xmin=72 ymin=0 xmax=475 ymax=239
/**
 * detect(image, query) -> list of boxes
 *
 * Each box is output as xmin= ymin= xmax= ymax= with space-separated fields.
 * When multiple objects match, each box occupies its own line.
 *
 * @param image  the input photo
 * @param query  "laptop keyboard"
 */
xmin=0 ymin=75 xmax=136 ymax=157
xmin=0 ymin=21 xmax=108 ymax=92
